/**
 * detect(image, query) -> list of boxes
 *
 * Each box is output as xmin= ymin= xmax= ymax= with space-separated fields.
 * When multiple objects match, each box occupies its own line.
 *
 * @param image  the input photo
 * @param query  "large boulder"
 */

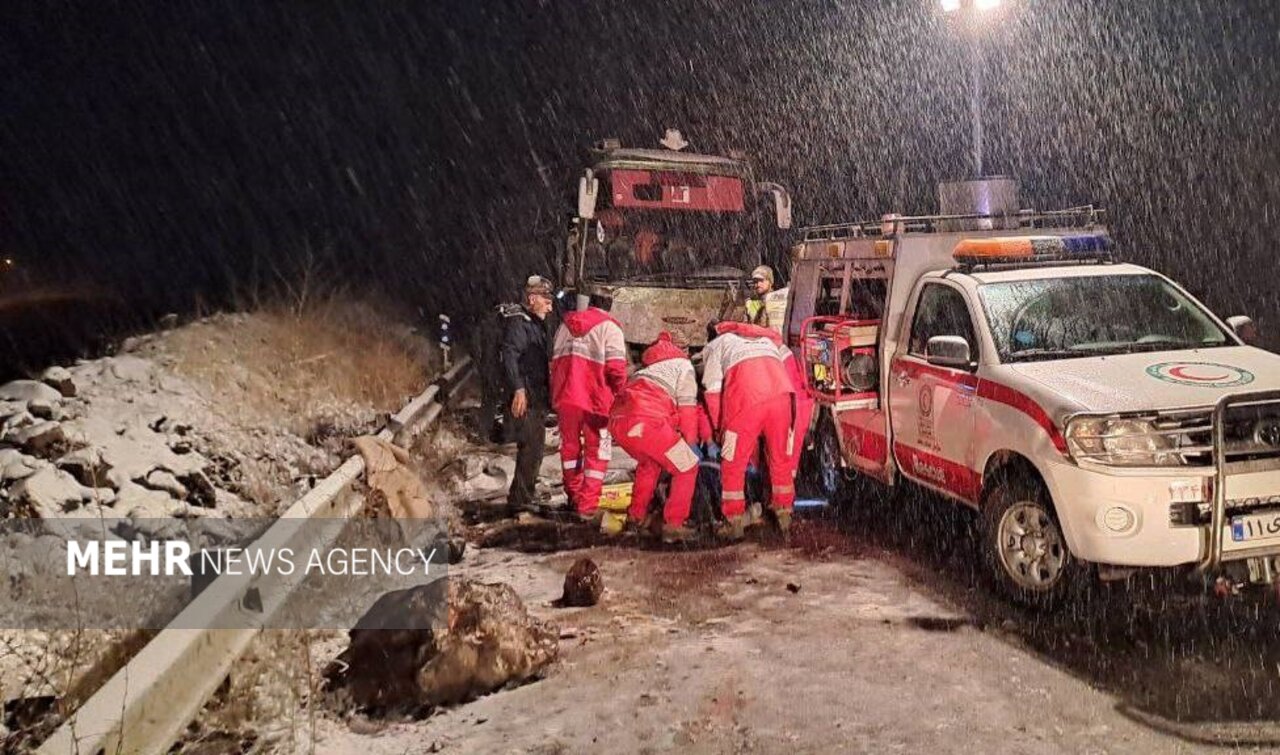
xmin=327 ymin=579 xmax=558 ymax=712
xmin=0 ymin=380 xmax=62 ymax=405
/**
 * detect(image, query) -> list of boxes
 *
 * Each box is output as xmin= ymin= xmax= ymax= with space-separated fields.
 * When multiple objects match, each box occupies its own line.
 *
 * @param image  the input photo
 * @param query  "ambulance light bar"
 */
xmin=953 ymin=233 xmax=1113 ymax=265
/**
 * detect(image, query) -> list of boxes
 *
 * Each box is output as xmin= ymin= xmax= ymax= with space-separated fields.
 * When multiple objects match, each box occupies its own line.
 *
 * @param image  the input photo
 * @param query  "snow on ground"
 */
xmin=296 ymin=425 xmax=1280 ymax=754
xmin=307 ymin=538 xmax=1221 ymax=754
xmin=0 ymin=304 xmax=434 ymax=745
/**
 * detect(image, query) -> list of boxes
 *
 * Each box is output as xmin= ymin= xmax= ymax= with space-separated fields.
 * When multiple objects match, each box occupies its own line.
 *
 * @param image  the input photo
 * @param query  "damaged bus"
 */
xmin=562 ymin=130 xmax=792 ymax=352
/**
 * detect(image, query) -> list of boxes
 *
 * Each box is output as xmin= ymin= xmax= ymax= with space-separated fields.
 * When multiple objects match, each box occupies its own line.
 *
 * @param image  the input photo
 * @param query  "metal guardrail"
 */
xmin=37 ymin=355 xmax=474 ymax=755
xmin=1203 ymin=388 xmax=1280 ymax=570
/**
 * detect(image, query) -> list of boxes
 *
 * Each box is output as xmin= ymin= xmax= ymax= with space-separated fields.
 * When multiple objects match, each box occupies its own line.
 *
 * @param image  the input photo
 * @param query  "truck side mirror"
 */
xmin=1227 ymin=315 xmax=1259 ymax=345
xmin=578 ymin=170 xmax=599 ymax=220
xmin=925 ymin=336 xmax=973 ymax=370
xmin=756 ymin=182 xmax=792 ymax=230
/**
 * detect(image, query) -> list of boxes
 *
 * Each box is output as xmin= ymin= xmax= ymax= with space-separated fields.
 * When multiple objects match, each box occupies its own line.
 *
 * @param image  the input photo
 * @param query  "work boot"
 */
xmin=632 ymin=511 xmax=663 ymax=538
xmin=577 ymin=509 xmax=603 ymax=527
xmin=774 ymin=508 xmax=793 ymax=537
xmin=716 ymin=515 xmax=747 ymax=542
xmin=661 ymin=523 xmax=696 ymax=544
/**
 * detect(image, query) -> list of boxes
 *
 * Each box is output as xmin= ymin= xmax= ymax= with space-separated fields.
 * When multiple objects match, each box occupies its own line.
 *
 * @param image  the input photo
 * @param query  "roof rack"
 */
xmin=800 ymin=206 xmax=1106 ymax=242
xmin=951 ymin=256 xmax=1116 ymax=273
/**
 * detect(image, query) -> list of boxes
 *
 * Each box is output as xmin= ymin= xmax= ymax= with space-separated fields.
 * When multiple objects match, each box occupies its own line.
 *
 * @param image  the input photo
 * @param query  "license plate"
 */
xmin=1230 ymin=511 xmax=1280 ymax=543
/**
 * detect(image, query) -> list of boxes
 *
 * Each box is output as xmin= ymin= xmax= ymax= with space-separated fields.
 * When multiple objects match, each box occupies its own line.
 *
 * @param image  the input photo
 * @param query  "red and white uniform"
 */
xmin=609 ymin=334 xmax=700 ymax=528
xmin=551 ymin=307 xmax=627 ymax=514
xmin=701 ymin=321 xmax=797 ymax=517
xmin=782 ymin=344 xmax=815 ymax=481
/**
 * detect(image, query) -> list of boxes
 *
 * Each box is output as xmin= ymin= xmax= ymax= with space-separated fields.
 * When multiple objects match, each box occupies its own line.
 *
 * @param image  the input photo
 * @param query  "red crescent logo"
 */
xmin=1168 ymin=365 xmax=1231 ymax=382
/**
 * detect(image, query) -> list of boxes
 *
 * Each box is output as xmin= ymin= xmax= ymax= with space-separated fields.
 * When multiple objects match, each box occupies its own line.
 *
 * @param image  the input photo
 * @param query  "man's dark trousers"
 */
xmin=507 ymin=403 xmax=547 ymax=510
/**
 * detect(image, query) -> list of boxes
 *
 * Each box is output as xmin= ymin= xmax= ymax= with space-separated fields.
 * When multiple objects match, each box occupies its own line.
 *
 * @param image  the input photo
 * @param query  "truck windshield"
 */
xmin=583 ymin=208 xmax=758 ymax=284
xmin=979 ymin=273 xmax=1233 ymax=363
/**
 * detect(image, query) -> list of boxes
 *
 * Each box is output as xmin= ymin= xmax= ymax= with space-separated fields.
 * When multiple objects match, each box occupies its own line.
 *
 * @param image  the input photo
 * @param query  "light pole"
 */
xmin=941 ymin=0 xmax=1002 ymax=178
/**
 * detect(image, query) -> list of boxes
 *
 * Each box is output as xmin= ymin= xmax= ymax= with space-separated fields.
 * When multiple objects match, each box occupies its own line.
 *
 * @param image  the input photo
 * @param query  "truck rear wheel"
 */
xmin=798 ymin=410 xmax=853 ymax=501
xmin=981 ymin=471 xmax=1085 ymax=609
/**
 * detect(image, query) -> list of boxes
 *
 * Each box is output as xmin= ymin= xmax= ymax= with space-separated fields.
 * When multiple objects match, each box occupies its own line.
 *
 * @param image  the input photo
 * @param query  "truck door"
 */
xmin=888 ymin=281 xmax=983 ymax=505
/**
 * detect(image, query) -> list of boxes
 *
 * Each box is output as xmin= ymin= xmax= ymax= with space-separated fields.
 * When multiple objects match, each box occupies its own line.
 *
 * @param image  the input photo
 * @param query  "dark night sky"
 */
xmin=3 ymin=0 xmax=1279 ymax=349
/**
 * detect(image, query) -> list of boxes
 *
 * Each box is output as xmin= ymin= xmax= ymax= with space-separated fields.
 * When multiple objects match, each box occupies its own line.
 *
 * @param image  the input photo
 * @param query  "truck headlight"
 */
xmin=1066 ymin=417 xmax=1183 ymax=466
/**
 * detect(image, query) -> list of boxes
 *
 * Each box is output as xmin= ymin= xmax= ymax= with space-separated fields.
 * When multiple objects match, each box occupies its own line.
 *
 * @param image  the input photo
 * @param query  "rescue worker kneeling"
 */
xmin=701 ymin=321 xmax=797 ymax=539
xmin=609 ymin=333 xmax=701 ymax=543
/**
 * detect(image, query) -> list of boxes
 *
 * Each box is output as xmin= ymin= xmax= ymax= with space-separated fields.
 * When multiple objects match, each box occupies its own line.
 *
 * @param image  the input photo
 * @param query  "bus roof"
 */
xmin=593 ymin=148 xmax=751 ymax=177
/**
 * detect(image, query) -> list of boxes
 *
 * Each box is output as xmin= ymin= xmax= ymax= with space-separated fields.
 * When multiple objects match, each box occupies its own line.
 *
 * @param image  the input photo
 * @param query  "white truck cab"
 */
xmin=787 ymin=203 xmax=1280 ymax=605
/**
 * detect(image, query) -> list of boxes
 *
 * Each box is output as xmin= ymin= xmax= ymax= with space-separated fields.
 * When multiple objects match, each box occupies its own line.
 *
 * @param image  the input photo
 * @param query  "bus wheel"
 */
xmin=981 ymin=471 xmax=1085 ymax=609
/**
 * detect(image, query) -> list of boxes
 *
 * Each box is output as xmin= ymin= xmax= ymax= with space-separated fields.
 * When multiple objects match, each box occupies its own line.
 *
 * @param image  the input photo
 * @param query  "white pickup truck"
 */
xmin=786 ymin=204 xmax=1280 ymax=605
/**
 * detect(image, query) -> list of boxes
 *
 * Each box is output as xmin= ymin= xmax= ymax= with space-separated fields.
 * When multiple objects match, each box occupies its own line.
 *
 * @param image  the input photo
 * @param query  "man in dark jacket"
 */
xmin=500 ymin=275 xmax=554 ymax=511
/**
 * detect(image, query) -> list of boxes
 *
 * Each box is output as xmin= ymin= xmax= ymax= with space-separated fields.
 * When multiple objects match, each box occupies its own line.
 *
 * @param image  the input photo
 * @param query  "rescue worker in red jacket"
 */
xmin=609 ymin=332 xmax=701 ymax=543
xmin=551 ymin=298 xmax=627 ymax=520
xmin=781 ymin=341 xmax=815 ymax=490
xmin=701 ymin=321 xmax=797 ymax=538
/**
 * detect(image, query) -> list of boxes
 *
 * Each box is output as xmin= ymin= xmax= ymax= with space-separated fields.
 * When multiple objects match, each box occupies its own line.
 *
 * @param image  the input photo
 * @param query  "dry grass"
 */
xmin=153 ymin=298 xmax=434 ymax=437
xmin=178 ymin=630 xmax=340 ymax=754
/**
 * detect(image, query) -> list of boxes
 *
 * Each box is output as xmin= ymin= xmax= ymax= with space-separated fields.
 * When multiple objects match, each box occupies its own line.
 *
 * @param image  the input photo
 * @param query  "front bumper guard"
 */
xmin=1200 ymin=388 xmax=1280 ymax=571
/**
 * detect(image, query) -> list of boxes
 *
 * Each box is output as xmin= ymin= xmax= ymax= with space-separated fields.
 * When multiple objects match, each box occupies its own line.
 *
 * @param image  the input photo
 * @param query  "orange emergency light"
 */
xmin=953 ymin=233 xmax=1112 ymax=265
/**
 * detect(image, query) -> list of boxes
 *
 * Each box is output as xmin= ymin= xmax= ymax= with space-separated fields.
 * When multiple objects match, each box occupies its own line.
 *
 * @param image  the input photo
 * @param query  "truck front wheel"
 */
xmin=981 ymin=472 xmax=1085 ymax=608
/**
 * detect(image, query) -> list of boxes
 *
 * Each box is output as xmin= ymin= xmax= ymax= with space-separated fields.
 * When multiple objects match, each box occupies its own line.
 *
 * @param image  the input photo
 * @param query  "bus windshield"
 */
xmin=582 ymin=207 xmax=759 ymax=284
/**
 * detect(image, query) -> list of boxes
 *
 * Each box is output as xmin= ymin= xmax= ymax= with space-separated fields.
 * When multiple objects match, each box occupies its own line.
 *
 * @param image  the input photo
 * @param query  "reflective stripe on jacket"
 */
xmin=610 ymin=356 xmax=698 ymax=442
xmin=701 ymin=321 xmax=794 ymax=430
xmin=551 ymin=307 xmax=627 ymax=416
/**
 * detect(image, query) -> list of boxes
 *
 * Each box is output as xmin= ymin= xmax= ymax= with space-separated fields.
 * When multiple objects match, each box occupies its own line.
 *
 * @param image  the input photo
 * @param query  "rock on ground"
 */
xmin=114 ymin=483 xmax=184 ymax=519
xmin=142 ymin=468 xmax=189 ymax=500
xmin=4 ymin=421 xmax=65 ymax=457
xmin=554 ymin=557 xmax=603 ymax=608
xmin=0 ymin=380 xmax=63 ymax=405
xmin=417 ymin=581 xmax=559 ymax=707
xmin=55 ymin=447 xmax=112 ymax=488
xmin=327 ymin=579 xmax=558 ymax=712
xmin=10 ymin=467 xmax=110 ymax=518
xmin=40 ymin=366 xmax=77 ymax=397
xmin=0 ymin=449 xmax=42 ymax=483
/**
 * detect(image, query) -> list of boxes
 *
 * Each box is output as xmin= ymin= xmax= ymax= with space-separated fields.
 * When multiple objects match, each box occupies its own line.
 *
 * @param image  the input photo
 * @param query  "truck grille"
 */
xmin=1159 ymin=401 xmax=1280 ymax=466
